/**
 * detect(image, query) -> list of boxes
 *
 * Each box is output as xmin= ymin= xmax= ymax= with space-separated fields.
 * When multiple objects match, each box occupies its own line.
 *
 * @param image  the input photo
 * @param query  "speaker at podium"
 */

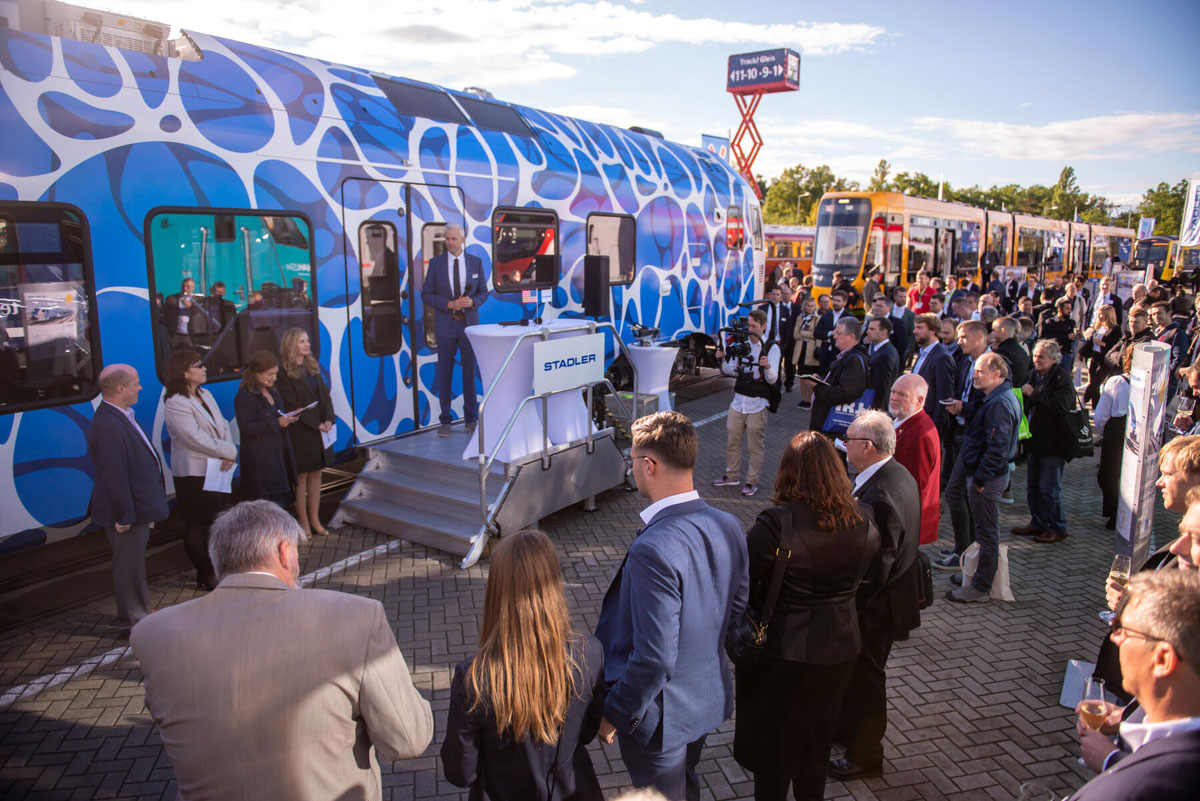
xmin=583 ymin=255 xmax=610 ymax=318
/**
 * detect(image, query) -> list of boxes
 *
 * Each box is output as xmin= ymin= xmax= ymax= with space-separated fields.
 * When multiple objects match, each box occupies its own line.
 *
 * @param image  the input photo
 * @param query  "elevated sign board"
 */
xmin=727 ymin=48 xmax=800 ymax=95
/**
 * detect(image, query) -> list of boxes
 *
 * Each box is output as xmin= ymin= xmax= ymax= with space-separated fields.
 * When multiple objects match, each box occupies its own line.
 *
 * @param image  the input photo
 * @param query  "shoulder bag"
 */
xmin=725 ymin=506 xmax=795 ymax=668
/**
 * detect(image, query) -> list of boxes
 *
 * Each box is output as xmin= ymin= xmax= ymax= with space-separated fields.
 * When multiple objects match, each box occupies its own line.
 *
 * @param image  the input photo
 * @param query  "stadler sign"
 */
xmin=726 ymin=48 xmax=801 ymax=95
xmin=533 ymin=334 xmax=606 ymax=396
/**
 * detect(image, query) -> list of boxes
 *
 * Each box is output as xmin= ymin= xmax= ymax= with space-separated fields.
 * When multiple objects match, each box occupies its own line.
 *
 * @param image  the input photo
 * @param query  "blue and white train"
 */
xmin=0 ymin=2 xmax=764 ymax=554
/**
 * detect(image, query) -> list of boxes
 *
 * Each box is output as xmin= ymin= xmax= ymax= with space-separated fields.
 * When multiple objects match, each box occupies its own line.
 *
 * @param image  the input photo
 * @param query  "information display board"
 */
xmin=726 ymin=49 xmax=800 ymax=95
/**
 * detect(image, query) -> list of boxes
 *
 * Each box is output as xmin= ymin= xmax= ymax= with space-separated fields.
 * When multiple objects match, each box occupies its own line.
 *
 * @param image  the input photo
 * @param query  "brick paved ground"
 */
xmin=0 ymin=382 xmax=1184 ymax=800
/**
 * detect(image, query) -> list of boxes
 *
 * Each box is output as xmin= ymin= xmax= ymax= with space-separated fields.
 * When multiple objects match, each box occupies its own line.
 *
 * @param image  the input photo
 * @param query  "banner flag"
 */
xmin=701 ymin=134 xmax=730 ymax=163
xmin=1179 ymin=173 xmax=1200 ymax=247
xmin=1137 ymin=217 xmax=1156 ymax=240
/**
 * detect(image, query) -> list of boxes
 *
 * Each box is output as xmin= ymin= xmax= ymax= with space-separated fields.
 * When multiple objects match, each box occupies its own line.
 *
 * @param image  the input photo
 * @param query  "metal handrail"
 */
xmin=475 ymin=320 xmax=642 ymax=533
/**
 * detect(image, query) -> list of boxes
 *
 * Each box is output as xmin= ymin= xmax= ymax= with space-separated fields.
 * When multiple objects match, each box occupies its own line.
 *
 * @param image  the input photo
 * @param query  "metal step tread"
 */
xmin=369 ymin=446 xmax=507 ymax=478
xmin=344 ymin=486 xmax=486 ymax=528
xmin=338 ymin=498 xmax=480 ymax=555
xmin=357 ymin=468 xmax=503 ymax=506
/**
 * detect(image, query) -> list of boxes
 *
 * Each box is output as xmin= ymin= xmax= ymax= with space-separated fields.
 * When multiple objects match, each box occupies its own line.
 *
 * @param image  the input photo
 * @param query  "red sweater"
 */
xmin=894 ymin=410 xmax=941 ymax=545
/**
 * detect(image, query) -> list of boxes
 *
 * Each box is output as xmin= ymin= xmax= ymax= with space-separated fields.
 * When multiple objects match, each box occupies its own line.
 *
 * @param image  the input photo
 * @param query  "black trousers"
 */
xmin=174 ymin=476 xmax=230 ymax=585
xmin=834 ymin=601 xmax=896 ymax=770
xmin=735 ymin=656 xmax=855 ymax=801
xmin=782 ymin=341 xmax=796 ymax=388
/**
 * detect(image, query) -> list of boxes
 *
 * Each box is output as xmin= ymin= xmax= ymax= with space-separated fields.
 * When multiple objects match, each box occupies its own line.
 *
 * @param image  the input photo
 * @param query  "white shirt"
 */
xmin=1094 ymin=374 xmax=1130 ymax=432
xmin=852 ymin=456 xmax=891 ymax=495
xmin=176 ymin=296 xmax=191 ymax=333
xmin=721 ymin=338 xmax=781 ymax=414
xmin=889 ymin=306 xmax=905 ymax=321
xmin=640 ymin=490 xmax=701 ymax=526
xmin=893 ymin=411 xmax=918 ymax=429
xmin=446 ymin=250 xmax=467 ymax=296
xmin=765 ymin=302 xmax=781 ymax=341
xmin=1119 ymin=713 xmax=1200 ymax=754
xmin=104 ymin=400 xmax=161 ymax=472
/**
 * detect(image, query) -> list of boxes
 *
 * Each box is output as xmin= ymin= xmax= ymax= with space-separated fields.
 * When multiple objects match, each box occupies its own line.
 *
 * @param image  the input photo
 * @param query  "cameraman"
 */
xmin=713 ymin=309 xmax=780 ymax=497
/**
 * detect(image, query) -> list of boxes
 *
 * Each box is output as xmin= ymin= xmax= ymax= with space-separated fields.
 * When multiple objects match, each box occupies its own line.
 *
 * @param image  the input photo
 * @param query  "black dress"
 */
xmin=441 ymin=635 xmax=605 ymax=801
xmin=275 ymin=368 xmax=334 ymax=473
xmin=233 ymin=386 xmax=297 ymax=507
xmin=734 ymin=501 xmax=880 ymax=801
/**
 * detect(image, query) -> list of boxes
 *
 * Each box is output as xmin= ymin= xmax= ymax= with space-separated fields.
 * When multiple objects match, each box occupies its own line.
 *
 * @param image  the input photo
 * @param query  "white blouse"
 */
xmin=1093 ymin=374 xmax=1129 ymax=433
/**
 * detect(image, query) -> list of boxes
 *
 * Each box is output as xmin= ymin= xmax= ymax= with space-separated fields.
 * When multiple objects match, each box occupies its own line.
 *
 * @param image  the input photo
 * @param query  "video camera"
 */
xmin=716 ymin=316 xmax=754 ymax=361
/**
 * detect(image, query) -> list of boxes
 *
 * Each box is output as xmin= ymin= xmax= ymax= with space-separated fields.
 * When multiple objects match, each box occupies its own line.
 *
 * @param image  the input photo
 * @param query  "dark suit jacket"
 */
xmin=759 ymin=301 xmax=794 ymax=350
xmin=744 ymin=501 xmax=879 ymax=664
xmin=868 ymin=341 xmax=899 ymax=410
xmin=810 ymin=344 xmax=870 ymax=432
xmin=855 ymin=458 xmax=923 ymax=638
xmin=421 ymin=251 xmax=489 ymax=338
xmin=86 ymin=402 xmax=168 ymax=528
xmin=1026 ymin=365 xmax=1075 ymax=458
xmin=1087 ymin=293 xmax=1124 ymax=326
xmin=1066 ymin=729 xmax=1200 ymax=801
xmin=162 ymin=293 xmax=206 ymax=336
xmin=813 ymin=309 xmax=847 ymax=368
xmin=894 ymin=410 xmax=941 ymax=545
xmin=888 ymin=308 xmax=915 ymax=362
xmin=994 ymin=338 xmax=1031 ymax=388
xmin=914 ymin=342 xmax=956 ymax=430
xmin=441 ymin=636 xmax=606 ymax=801
xmin=234 ymin=387 xmax=297 ymax=499
xmin=595 ymin=499 xmax=748 ymax=752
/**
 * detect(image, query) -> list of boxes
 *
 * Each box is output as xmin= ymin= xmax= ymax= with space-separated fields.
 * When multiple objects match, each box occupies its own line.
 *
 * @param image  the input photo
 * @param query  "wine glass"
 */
xmin=1098 ymin=555 xmax=1132 ymax=623
xmin=1077 ymin=677 xmax=1108 ymax=766
xmin=1174 ymin=397 xmax=1196 ymax=434
xmin=1016 ymin=781 xmax=1056 ymax=801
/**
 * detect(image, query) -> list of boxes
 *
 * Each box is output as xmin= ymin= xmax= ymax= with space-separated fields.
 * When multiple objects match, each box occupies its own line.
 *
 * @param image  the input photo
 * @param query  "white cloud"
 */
xmin=912 ymin=112 xmax=1200 ymax=161
xmin=102 ymin=0 xmax=885 ymax=87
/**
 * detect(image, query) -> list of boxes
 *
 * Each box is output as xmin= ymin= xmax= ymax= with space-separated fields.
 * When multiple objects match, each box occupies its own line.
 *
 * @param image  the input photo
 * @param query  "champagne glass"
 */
xmin=1016 ymin=782 xmax=1056 ymax=801
xmin=1077 ymin=677 xmax=1108 ymax=766
xmin=1098 ymin=555 xmax=1132 ymax=623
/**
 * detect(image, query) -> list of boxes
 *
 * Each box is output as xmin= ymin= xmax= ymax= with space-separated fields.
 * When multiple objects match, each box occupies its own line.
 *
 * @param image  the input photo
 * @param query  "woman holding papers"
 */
xmin=234 ymin=350 xmax=298 ymax=512
xmin=275 ymin=328 xmax=336 ymax=537
xmin=163 ymin=350 xmax=237 ymax=590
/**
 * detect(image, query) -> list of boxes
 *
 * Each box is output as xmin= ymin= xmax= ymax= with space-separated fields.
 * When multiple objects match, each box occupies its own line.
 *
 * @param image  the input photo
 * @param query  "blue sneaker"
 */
xmin=931 ymin=552 xmax=960 ymax=571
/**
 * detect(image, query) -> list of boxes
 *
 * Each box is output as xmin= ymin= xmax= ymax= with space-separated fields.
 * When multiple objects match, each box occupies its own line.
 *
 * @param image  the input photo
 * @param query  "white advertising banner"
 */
xmin=532 ymin=333 xmax=605 ymax=396
xmin=1179 ymin=173 xmax=1200 ymax=248
xmin=1137 ymin=217 xmax=1156 ymax=241
xmin=1118 ymin=342 xmax=1170 ymax=567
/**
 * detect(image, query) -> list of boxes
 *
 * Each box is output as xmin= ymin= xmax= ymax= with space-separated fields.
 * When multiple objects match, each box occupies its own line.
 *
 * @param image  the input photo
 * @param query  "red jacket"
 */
xmin=894 ymin=410 xmax=941 ymax=545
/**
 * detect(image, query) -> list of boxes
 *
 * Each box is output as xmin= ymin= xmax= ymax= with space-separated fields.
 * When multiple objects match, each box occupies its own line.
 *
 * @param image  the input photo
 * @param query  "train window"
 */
xmin=799 ymin=240 xmax=813 ymax=260
xmin=587 ymin=213 xmax=636 ymax=285
xmin=957 ymin=222 xmax=980 ymax=273
xmin=359 ymin=222 xmax=402 ymax=357
xmin=145 ymin=210 xmax=317 ymax=382
xmin=492 ymin=208 xmax=558 ymax=293
xmin=454 ymin=94 xmax=533 ymax=137
xmin=0 ymin=206 xmax=100 ymax=413
xmin=1115 ymin=237 xmax=1132 ymax=262
xmin=988 ymin=225 xmax=1009 ymax=266
xmin=907 ymin=225 xmax=935 ymax=282
xmin=375 ymin=77 xmax=469 ymax=126
xmin=1017 ymin=228 xmax=1043 ymax=268
xmin=726 ymin=206 xmax=745 ymax=249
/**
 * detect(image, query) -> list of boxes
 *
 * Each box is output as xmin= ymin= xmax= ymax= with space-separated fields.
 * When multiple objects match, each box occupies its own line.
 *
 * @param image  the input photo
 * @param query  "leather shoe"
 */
xmin=1011 ymin=525 xmax=1043 ymax=537
xmin=828 ymin=757 xmax=883 ymax=780
xmin=1034 ymin=530 xmax=1069 ymax=543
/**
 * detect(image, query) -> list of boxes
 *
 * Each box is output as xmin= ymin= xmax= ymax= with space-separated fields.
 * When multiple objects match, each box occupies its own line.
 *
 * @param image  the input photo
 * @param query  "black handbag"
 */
xmin=916 ymin=550 xmax=934 ymax=610
xmin=1065 ymin=400 xmax=1094 ymax=461
xmin=724 ymin=506 xmax=794 ymax=668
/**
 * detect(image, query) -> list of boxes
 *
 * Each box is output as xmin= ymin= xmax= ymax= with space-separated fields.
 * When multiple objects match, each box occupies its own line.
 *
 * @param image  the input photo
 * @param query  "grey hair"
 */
xmin=980 ymin=305 xmax=998 ymax=324
xmin=852 ymin=409 xmax=896 ymax=455
xmin=97 ymin=364 xmax=136 ymax=395
xmin=1123 ymin=570 xmax=1200 ymax=671
xmin=835 ymin=317 xmax=862 ymax=340
xmin=1034 ymin=338 xmax=1062 ymax=361
xmin=208 ymin=500 xmax=308 ymax=579
xmin=444 ymin=223 xmax=465 ymax=237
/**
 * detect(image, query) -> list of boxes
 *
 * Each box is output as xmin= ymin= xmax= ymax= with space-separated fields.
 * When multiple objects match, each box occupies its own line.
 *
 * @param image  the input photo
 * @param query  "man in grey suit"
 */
xmin=131 ymin=501 xmax=433 ymax=801
xmin=595 ymin=411 xmax=749 ymax=801
xmin=87 ymin=364 xmax=168 ymax=628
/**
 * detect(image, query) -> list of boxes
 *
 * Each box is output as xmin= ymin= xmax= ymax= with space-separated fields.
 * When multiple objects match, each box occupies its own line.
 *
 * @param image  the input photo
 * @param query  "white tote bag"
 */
xmin=960 ymin=542 xmax=1016 ymax=602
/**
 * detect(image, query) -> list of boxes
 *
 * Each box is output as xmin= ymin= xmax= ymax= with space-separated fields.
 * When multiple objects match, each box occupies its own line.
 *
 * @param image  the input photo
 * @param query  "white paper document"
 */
xmin=203 ymin=457 xmax=234 ymax=493
xmin=321 ymin=427 xmax=337 ymax=450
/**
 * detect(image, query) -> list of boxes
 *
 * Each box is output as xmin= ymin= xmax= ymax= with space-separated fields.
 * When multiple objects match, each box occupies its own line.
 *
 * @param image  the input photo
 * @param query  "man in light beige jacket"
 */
xmin=131 ymin=501 xmax=432 ymax=800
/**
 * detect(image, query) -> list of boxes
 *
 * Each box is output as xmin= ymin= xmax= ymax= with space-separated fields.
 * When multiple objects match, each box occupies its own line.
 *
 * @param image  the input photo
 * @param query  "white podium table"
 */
xmin=627 ymin=344 xmax=677 ymax=412
xmin=464 ymin=320 xmax=598 ymax=463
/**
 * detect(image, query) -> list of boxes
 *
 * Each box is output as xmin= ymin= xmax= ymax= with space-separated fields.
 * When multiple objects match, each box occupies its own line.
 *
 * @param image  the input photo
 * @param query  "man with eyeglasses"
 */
xmin=1068 ymin=570 xmax=1200 ymax=800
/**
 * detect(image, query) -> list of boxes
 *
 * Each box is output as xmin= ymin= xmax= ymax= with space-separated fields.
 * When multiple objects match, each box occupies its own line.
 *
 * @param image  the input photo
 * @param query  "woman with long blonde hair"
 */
xmin=275 ymin=327 xmax=335 ymax=536
xmin=442 ymin=530 xmax=605 ymax=801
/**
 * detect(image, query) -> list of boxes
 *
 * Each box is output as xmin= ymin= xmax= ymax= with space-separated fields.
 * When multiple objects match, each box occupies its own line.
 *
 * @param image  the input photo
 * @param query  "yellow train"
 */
xmin=811 ymin=191 xmax=1134 ymax=299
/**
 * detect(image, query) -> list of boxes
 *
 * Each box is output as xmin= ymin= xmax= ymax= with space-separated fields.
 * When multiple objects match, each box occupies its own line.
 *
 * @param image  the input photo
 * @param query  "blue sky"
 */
xmin=104 ymin=0 xmax=1200 ymax=207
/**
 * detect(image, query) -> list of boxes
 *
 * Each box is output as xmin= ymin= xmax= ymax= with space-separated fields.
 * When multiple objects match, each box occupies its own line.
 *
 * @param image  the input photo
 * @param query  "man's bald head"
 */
xmin=888 ymin=373 xmax=928 ymax=419
xmin=98 ymin=364 xmax=141 ymax=408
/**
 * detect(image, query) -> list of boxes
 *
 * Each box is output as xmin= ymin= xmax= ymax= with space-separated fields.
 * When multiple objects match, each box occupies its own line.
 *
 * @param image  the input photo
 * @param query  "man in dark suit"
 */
xmin=806 ymin=318 xmax=870 ymax=434
xmin=779 ymin=284 xmax=799 ymax=391
xmin=421 ymin=224 xmax=489 ymax=437
xmin=991 ymin=316 xmax=1031 ymax=388
xmin=86 ymin=364 xmax=168 ymax=628
xmin=162 ymin=278 xmax=205 ymax=350
xmin=813 ymin=290 xmax=849 ymax=372
xmin=831 ymin=410 xmax=922 ymax=780
xmin=1087 ymin=275 xmax=1124 ymax=327
xmin=910 ymin=313 xmax=956 ymax=436
xmin=888 ymin=286 xmax=916 ymax=365
xmin=864 ymin=316 xmax=899 ymax=411
xmin=596 ymin=411 xmax=748 ymax=801
xmin=759 ymin=285 xmax=795 ymax=391
xmin=1066 ymin=570 xmax=1200 ymax=801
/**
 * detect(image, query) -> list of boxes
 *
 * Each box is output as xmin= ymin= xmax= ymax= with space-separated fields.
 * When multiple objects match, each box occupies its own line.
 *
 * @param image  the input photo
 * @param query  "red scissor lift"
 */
xmin=726 ymin=48 xmax=801 ymax=199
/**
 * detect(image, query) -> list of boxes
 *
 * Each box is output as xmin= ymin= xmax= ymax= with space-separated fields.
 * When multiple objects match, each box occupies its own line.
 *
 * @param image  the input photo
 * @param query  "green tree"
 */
xmin=867 ymin=159 xmax=891 ymax=191
xmin=890 ymin=171 xmax=939 ymax=198
xmin=1138 ymin=179 xmax=1188 ymax=235
xmin=761 ymin=164 xmax=857 ymax=225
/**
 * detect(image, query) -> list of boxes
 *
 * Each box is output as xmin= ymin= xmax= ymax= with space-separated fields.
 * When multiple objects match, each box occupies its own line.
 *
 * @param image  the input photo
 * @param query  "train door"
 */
xmin=341 ymin=180 xmax=466 ymax=443
xmin=935 ymin=227 xmax=955 ymax=284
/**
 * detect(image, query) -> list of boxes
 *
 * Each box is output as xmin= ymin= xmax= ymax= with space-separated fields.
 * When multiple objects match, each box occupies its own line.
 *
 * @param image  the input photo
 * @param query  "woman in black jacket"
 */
xmin=233 ymin=350 xmax=298 ymax=509
xmin=734 ymin=432 xmax=880 ymax=801
xmin=441 ymin=529 xmax=605 ymax=801
xmin=275 ymin=328 xmax=335 ymax=536
xmin=1018 ymin=339 xmax=1077 ymax=544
